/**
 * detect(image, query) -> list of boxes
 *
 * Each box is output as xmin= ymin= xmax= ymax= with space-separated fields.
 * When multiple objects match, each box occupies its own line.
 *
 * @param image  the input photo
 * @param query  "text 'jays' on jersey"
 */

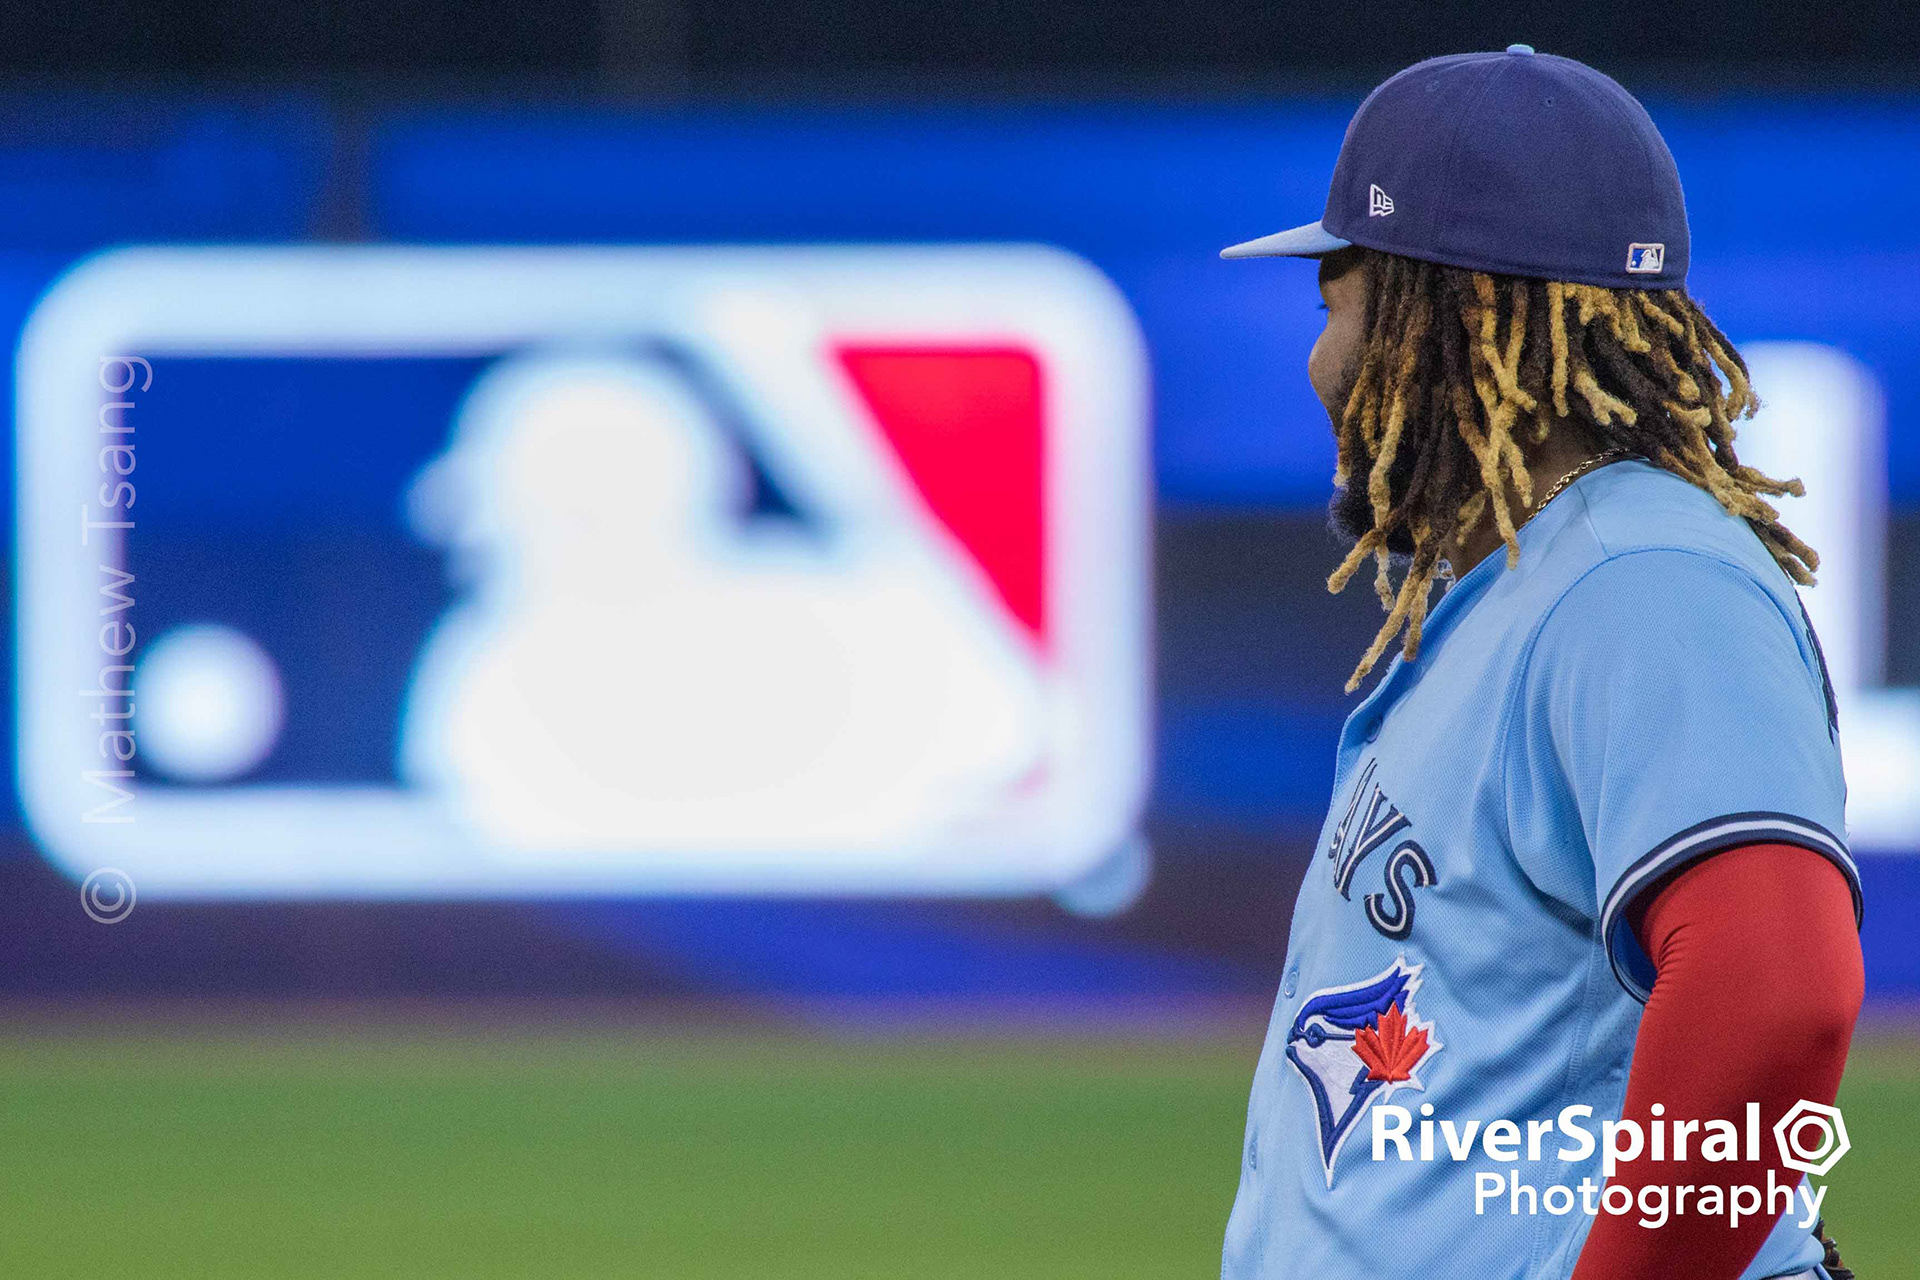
xmin=1222 ymin=460 xmax=1862 ymax=1280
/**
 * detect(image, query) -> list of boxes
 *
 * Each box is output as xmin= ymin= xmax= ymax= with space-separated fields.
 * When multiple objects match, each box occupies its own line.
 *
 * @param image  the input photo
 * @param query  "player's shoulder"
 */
xmin=1569 ymin=458 xmax=1775 ymax=563
xmin=1444 ymin=457 xmax=1821 ymax=693
xmin=1518 ymin=458 xmax=1813 ymax=658
xmin=1557 ymin=459 xmax=1794 ymax=596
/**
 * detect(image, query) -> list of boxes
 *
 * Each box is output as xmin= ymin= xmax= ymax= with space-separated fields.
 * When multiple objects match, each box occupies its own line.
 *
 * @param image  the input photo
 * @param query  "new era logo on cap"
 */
xmin=1626 ymin=243 xmax=1665 ymax=274
xmin=1369 ymin=184 xmax=1395 ymax=217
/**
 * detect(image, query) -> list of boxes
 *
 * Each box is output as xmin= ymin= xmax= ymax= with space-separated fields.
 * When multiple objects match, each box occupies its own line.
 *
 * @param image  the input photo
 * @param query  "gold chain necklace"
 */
xmin=1526 ymin=447 xmax=1637 ymax=524
xmin=1438 ymin=448 xmax=1636 ymax=583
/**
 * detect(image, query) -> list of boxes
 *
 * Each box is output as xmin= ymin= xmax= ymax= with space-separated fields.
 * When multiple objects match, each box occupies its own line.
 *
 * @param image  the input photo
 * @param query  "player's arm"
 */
xmin=1509 ymin=549 xmax=1865 ymax=1277
xmin=1569 ymin=842 xmax=1862 ymax=1280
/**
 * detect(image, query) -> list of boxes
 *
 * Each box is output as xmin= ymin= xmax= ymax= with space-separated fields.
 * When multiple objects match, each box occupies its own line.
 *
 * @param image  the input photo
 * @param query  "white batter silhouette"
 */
xmin=400 ymin=353 xmax=1046 ymax=858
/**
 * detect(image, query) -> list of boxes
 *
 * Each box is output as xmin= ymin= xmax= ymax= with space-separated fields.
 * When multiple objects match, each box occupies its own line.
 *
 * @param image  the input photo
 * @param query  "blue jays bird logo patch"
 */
xmin=1286 ymin=957 xmax=1441 ymax=1186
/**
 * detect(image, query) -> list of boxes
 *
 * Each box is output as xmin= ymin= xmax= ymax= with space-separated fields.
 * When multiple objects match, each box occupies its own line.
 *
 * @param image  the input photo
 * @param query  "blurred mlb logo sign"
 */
xmin=17 ymin=246 xmax=1151 ymax=902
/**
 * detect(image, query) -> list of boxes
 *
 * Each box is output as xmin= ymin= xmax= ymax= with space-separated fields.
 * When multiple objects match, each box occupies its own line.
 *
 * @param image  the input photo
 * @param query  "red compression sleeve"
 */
xmin=1569 ymin=843 xmax=1862 ymax=1280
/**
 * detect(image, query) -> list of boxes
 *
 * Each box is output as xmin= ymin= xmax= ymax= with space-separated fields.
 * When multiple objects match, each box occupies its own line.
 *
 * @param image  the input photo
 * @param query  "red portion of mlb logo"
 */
xmin=833 ymin=345 xmax=1048 ymax=653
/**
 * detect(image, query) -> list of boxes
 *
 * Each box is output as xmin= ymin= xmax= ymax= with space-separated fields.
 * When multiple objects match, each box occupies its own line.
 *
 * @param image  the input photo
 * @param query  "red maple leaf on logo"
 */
xmin=1354 ymin=1002 xmax=1429 ymax=1083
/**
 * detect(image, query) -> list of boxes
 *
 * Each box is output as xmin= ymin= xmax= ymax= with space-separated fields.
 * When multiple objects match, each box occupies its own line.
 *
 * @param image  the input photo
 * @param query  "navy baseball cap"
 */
xmin=1222 ymin=45 xmax=1688 ymax=289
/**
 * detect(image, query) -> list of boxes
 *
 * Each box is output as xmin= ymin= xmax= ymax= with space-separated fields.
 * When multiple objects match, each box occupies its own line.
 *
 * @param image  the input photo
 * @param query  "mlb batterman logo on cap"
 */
xmin=1222 ymin=44 xmax=1689 ymax=290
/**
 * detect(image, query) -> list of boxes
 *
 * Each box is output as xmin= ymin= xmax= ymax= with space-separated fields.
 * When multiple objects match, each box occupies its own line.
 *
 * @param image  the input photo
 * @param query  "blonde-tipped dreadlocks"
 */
xmin=1329 ymin=250 xmax=1816 ymax=693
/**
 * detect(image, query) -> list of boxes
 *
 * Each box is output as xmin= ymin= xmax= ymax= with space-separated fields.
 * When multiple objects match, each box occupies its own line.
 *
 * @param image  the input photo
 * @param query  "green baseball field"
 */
xmin=0 ymin=1019 xmax=1912 ymax=1278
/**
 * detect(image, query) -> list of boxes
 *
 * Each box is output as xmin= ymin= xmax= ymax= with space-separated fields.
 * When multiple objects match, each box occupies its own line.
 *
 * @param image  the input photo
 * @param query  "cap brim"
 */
xmin=1219 ymin=221 xmax=1351 ymax=260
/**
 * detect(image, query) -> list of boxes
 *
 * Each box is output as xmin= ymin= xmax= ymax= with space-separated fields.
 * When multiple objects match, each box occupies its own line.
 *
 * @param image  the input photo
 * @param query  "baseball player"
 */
xmin=1218 ymin=47 xmax=1863 ymax=1279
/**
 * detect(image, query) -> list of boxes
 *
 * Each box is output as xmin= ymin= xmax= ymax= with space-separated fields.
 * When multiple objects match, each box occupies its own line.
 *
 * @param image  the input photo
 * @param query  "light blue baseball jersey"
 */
xmin=1222 ymin=459 xmax=1861 ymax=1280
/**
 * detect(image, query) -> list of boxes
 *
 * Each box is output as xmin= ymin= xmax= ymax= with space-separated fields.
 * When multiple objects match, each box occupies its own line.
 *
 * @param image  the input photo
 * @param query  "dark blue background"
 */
xmin=2 ymin=93 xmax=1916 ymax=1001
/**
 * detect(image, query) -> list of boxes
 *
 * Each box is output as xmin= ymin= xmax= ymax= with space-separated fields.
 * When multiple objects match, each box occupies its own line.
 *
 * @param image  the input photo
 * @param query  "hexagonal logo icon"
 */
xmin=1773 ymin=1100 xmax=1850 ymax=1176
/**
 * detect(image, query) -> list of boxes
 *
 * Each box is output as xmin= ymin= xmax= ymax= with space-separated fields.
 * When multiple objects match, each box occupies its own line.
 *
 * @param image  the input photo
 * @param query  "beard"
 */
xmin=1328 ymin=461 xmax=1419 ymax=555
xmin=1325 ymin=377 xmax=1419 ymax=556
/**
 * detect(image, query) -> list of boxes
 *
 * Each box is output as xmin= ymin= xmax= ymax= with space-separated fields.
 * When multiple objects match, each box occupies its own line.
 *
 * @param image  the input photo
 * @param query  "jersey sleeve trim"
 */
xmin=1600 ymin=811 xmax=1862 ymax=1004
